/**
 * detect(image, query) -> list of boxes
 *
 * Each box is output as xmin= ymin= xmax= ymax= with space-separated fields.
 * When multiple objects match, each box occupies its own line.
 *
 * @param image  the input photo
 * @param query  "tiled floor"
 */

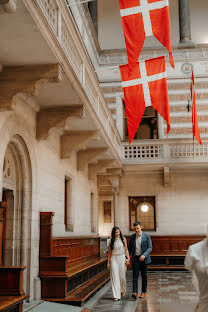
xmin=83 ymin=271 xmax=198 ymax=312
xmin=25 ymin=272 xmax=199 ymax=312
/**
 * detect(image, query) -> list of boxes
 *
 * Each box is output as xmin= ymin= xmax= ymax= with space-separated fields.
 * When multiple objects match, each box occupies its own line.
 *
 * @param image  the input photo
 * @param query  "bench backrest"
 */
xmin=126 ymin=235 xmax=205 ymax=254
xmin=52 ymin=237 xmax=100 ymax=264
xmin=40 ymin=212 xmax=100 ymax=264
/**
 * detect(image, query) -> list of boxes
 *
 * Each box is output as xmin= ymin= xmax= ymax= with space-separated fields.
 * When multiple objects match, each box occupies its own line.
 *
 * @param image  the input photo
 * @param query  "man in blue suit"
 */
xmin=128 ymin=221 xmax=152 ymax=299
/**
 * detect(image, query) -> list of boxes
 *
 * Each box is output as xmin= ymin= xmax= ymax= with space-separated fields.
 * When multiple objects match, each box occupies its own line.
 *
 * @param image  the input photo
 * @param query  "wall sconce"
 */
xmin=187 ymin=99 xmax=191 ymax=112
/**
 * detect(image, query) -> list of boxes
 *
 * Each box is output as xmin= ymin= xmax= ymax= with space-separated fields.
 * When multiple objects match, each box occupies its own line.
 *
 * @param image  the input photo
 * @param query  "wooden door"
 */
xmin=0 ymin=201 xmax=6 ymax=265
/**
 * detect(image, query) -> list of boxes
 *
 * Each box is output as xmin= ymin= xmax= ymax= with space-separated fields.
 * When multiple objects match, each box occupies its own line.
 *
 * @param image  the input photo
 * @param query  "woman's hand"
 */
xmin=107 ymin=262 xmax=110 ymax=270
xmin=125 ymin=259 xmax=130 ymax=266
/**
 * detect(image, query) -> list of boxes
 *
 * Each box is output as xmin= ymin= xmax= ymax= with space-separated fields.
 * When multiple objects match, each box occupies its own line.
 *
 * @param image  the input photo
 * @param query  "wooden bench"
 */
xmin=126 ymin=235 xmax=205 ymax=270
xmin=0 ymin=266 xmax=29 ymax=312
xmin=150 ymin=235 xmax=205 ymax=269
xmin=39 ymin=212 xmax=109 ymax=306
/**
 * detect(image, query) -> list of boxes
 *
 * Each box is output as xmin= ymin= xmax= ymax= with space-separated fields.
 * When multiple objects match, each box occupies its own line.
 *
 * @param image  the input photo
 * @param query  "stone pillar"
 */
xmin=113 ymin=188 xmax=119 ymax=227
xmin=178 ymin=0 xmax=194 ymax=47
xmin=88 ymin=0 xmax=98 ymax=36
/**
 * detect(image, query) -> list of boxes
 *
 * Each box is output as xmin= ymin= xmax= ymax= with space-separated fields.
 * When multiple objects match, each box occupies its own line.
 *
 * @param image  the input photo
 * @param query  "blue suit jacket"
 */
xmin=128 ymin=232 xmax=152 ymax=265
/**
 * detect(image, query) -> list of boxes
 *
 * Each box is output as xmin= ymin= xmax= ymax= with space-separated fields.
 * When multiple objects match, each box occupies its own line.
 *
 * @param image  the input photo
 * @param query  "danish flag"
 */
xmin=191 ymin=71 xmax=202 ymax=158
xmin=120 ymin=56 xmax=170 ymax=143
xmin=119 ymin=0 xmax=174 ymax=68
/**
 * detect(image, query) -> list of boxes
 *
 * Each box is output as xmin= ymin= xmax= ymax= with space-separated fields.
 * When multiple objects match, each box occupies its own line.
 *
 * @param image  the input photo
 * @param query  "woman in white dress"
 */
xmin=185 ymin=237 xmax=208 ymax=312
xmin=107 ymin=226 xmax=130 ymax=301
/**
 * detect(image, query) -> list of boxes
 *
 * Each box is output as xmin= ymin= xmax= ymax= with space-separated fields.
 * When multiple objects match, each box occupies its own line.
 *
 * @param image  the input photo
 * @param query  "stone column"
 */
xmin=178 ymin=0 xmax=194 ymax=47
xmin=88 ymin=0 xmax=98 ymax=36
xmin=113 ymin=187 xmax=119 ymax=227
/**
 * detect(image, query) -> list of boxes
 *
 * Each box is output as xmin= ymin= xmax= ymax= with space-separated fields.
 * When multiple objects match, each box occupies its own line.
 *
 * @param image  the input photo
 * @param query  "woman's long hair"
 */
xmin=110 ymin=226 xmax=124 ymax=250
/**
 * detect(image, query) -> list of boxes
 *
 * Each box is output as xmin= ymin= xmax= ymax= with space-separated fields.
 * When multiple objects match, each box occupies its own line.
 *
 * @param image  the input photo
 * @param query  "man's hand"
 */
xmin=139 ymin=255 xmax=145 ymax=262
xmin=107 ymin=263 xmax=110 ymax=270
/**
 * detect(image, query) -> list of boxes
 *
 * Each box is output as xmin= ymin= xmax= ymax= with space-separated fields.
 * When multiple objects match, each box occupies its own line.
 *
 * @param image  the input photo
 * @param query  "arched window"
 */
xmin=129 ymin=196 xmax=156 ymax=231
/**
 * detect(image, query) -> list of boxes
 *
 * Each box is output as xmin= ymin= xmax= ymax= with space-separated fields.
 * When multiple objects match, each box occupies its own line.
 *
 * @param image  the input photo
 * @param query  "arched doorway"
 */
xmin=1 ymin=134 xmax=32 ymax=295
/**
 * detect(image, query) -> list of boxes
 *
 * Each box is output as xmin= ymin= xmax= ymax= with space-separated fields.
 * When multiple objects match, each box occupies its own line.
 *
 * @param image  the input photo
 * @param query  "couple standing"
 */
xmin=107 ymin=222 xmax=152 ymax=301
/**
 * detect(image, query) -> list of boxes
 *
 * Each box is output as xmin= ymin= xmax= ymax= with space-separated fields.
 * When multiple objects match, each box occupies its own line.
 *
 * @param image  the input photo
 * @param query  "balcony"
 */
xmin=23 ymin=0 xmax=121 ymax=162
xmin=121 ymin=139 xmax=208 ymax=164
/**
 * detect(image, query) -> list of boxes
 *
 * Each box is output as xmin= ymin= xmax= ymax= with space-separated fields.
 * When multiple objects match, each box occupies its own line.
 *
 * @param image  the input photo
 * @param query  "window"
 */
xmin=64 ymin=177 xmax=73 ymax=231
xmin=103 ymin=201 xmax=112 ymax=223
xmin=123 ymin=102 xmax=158 ymax=140
xmin=129 ymin=196 xmax=156 ymax=231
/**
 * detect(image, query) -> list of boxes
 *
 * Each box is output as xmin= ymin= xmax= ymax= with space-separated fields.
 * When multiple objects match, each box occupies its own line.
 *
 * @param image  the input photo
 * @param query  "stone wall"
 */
xmin=98 ymin=0 xmax=208 ymax=50
xmin=0 ymin=96 xmax=98 ymax=301
xmin=116 ymin=169 xmax=208 ymax=237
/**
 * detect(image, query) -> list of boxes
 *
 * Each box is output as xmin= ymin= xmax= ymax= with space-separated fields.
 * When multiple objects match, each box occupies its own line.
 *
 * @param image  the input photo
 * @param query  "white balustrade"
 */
xmin=84 ymin=70 xmax=98 ymax=111
xmin=37 ymin=0 xmax=58 ymax=34
xmin=122 ymin=140 xmax=208 ymax=163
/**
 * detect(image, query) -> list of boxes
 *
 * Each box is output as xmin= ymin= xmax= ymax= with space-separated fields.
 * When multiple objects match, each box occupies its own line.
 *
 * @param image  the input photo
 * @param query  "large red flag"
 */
xmin=120 ymin=56 xmax=170 ymax=143
xmin=119 ymin=0 xmax=174 ymax=68
xmin=191 ymin=71 xmax=202 ymax=157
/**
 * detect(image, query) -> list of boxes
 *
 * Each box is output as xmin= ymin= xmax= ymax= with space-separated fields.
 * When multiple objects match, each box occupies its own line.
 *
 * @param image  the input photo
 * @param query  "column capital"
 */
xmin=112 ymin=186 xmax=119 ymax=194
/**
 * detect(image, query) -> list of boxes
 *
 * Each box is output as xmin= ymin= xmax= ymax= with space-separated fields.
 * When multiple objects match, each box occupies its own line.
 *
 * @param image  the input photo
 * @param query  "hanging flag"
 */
xmin=120 ymin=55 xmax=170 ymax=143
xmin=118 ymin=0 xmax=174 ymax=68
xmin=191 ymin=71 xmax=202 ymax=158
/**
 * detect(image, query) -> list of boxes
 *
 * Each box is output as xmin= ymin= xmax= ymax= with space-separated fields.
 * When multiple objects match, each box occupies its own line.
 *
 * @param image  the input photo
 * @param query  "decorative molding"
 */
xmin=88 ymin=159 xmax=118 ymax=180
xmin=0 ymin=0 xmax=16 ymax=13
xmin=77 ymin=147 xmax=108 ymax=171
xmin=13 ymin=93 xmax=40 ymax=112
xmin=164 ymin=167 xmax=170 ymax=187
xmin=122 ymin=140 xmax=208 ymax=164
xmin=60 ymin=130 xmax=99 ymax=158
xmin=0 ymin=64 xmax=61 ymax=110
xmin=106 ymin=168 xmax=123 ymax=176
xmin=36 ymin=106 xmax=84 ymax=140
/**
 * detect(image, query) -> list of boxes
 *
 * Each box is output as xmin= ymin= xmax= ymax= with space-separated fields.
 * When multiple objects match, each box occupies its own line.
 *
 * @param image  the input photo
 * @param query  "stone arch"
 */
xmin=2 ymin=134 xmax=32 ymax=296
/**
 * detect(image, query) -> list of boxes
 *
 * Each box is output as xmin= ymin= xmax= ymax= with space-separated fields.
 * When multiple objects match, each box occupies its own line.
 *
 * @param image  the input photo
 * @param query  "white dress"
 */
xmin=110 ymin=238 xmax=126 ymax=299
xmin=185 ymin=238 xmax=208 ymax=312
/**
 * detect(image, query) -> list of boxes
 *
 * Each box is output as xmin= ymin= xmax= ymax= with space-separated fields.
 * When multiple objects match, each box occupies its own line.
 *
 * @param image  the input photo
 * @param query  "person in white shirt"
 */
xmin=107 ymin=226 xmax=130 ymax=301
xmin=128 ymin=222 xmax=152 ymax=300
xmin=185 ymin=237 xmax=208 ymax=312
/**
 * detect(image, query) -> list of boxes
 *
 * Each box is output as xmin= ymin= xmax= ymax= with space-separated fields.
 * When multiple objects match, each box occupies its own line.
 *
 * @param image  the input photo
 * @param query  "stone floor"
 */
xmin=83 ymin=271 xmax=198 ymax=312
xmin=25 ymin=271 xmax=199 ymax=312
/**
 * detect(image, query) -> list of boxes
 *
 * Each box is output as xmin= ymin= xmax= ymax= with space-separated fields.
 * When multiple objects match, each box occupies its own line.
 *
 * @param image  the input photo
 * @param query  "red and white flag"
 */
xmin=120 ymin=55 xmax=170 ymax=143
xmin=119 ymin=0 xmax=174 ymax=68
xmin=191 ymin=71 xmax=202 ymax=157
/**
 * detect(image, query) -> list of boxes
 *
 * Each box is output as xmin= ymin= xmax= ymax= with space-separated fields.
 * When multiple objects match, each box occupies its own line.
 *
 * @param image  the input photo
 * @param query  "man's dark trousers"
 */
xmin=128 ymin=232 xmax=152 ymax=294
xmin=132 ymin=256 xmax=148 ymax=294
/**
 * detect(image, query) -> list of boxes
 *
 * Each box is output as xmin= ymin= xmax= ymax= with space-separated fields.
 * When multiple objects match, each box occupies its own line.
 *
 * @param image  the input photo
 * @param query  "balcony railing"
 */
xmin=121 ymin=140 xmax=208 ymax=164
xmin=30 ymin=0 xmax=121 ymax=158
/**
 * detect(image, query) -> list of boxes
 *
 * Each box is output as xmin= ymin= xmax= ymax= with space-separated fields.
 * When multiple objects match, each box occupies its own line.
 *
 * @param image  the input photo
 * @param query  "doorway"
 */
xmin=1 ymin=135 xmax=32 ymax=296
xmin=0 ymin=199 xmax=6 ymax=265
